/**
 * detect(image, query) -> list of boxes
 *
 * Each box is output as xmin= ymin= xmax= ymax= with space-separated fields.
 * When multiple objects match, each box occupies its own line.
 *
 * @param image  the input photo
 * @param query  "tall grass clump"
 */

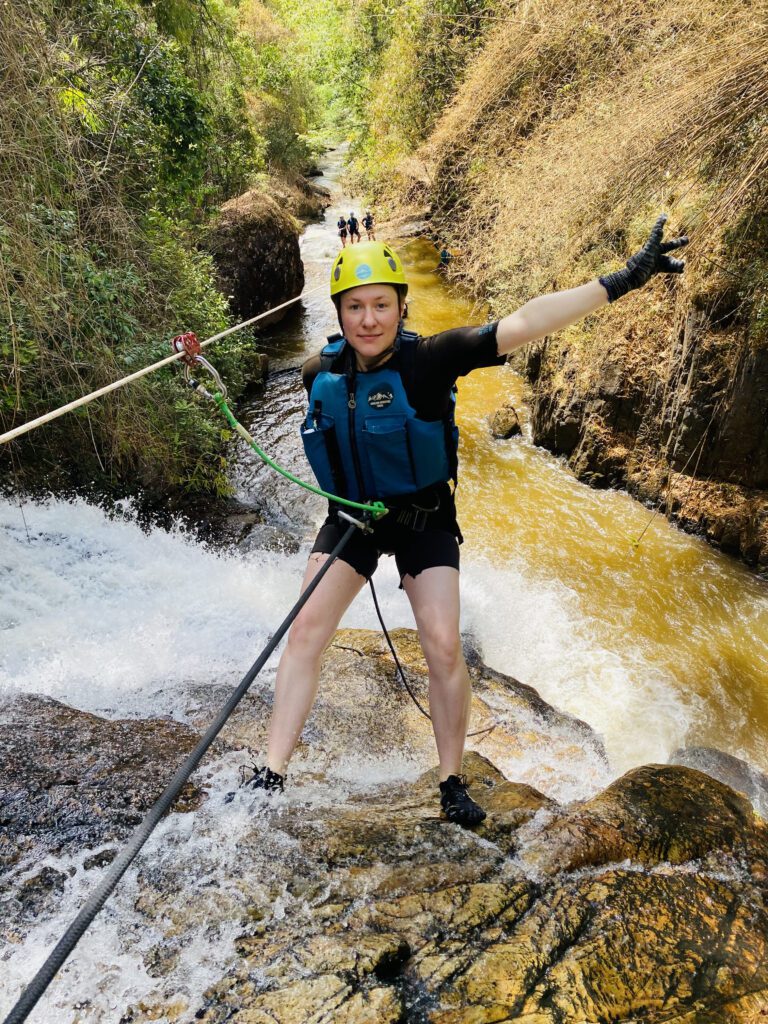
xmin=400 ymin=0 xmax=768 ymax=541
xmin=426 ymin=0 xmax=768 ymax=318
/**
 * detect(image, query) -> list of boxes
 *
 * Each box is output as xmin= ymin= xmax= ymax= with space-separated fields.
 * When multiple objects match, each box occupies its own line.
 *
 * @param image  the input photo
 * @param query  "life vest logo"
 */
xmin=367 ymin=384 xmax=394 ymax=409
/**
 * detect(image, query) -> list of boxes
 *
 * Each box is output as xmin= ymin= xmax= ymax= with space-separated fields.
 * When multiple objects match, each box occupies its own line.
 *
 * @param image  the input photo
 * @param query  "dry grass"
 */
xmin=378 ymin=0 xmax=768 ymax=547
xmin=421 ymin=0 xmax=767 ymax=315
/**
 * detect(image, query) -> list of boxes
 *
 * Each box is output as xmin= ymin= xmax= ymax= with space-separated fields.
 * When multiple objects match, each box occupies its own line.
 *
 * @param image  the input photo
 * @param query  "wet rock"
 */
xmin=519 ymin=763 xmax=768 ymax=879
xmin=269 ymin=173 xmax=332 ymax=221
xmin=18 ymin=865 xmax=70 ymax=916
xmin=669 ymin=745 xmax=768 ymax=819
xmin=490 ymin=402 xmax=522 ymax=439
xmin=291 ymin=628 xmax=609 ymax=799
xmin=83 ymin=847 xmax=118 ymax=870
xmin=6 ymin=637 xmax=768 ymax=1022
xmin=0 ymin=694 xmax=205 ymax=899
xmin=202 ymin=189 xmax=304 ymax=324
xmin=242 ymin=351 xmax=270 ymax=385
xmin=237 ymin=522 xmax=302 ymax=555
xmin=523 ymin=320 xmax=768 ymax=569
xmin=194 ymin=755 xmax=768 ymax=1023
xmin=429 ymin=869 xmax=768 ymax=1023
xmin=208 ymin=508 xmax=301 ymax=554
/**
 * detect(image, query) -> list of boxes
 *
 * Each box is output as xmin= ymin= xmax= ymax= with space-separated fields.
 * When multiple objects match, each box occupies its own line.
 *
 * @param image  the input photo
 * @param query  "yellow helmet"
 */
xmin=329 ymin=241 xmax=408 ymax=298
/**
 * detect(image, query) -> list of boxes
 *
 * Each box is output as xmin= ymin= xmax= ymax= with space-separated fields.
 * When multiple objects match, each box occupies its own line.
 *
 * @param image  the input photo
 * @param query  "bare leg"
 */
xmin=401 ymin=566 xmax=470 ymax=780
xmin=266 ymin=553 xmax=366 ymax=773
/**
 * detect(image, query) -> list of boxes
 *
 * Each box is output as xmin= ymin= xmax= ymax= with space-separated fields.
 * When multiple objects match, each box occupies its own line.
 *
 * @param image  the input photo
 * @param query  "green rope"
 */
xmin=212 ymin=392 xmax=388 ymax=520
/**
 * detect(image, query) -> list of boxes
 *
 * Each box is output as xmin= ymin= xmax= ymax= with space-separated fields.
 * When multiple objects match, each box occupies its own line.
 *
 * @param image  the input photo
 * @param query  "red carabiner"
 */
xmin=171 ymin=331 xmax=202 ymax=367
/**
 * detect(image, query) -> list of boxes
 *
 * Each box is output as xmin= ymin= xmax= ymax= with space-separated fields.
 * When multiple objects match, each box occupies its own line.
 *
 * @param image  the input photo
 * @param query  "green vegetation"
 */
xmin=0 ymin=0 xmax=320 ymax=497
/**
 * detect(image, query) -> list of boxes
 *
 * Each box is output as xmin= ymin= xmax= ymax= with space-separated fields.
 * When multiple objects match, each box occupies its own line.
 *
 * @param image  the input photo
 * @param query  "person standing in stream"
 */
xmin=243 ymin=218 xmax=688 ymax=826
xmin=337 ymin=215 xmax=348 ymax=248
xmin=362 ymin=210 xmax=376 ymax=241
xmin=347 ymin=211 xmax=361 ymax=244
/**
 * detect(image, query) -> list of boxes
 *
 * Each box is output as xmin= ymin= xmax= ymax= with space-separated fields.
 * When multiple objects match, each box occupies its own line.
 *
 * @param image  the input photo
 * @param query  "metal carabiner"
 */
xmin=171 ymin=332 xmax=227 ymax=400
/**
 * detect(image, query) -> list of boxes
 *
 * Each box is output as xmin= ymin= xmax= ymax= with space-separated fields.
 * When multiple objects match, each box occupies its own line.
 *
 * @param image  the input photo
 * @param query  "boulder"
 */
xmin=490 ymin=402 xmax=522 ymax=439
xmin=269 ymin=174 xmax=332 ymax=221
xmin=202 ymin=189 xmax=304 ymax=324
xmin=669 ymin=745 xmax=768 ymax=820
xmin=196 ymin=757 xmax=768 ymax=1024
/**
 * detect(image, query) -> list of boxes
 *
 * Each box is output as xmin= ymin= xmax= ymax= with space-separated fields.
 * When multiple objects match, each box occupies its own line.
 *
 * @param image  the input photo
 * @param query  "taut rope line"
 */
xmin=0 ymin=285 xmax=326 ymax=446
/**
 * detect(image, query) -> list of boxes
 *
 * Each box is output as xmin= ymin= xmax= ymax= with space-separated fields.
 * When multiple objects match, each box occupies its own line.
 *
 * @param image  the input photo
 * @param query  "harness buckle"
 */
xmin=395 ymin=496 xmax=440 ymax=532
xmin=395 ymin=508 xmax=426 ymax=531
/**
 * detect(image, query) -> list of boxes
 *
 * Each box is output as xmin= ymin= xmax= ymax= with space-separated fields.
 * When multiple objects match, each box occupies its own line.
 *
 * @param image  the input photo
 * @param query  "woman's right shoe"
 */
xmin=240 ymin=764 xmax=285 ymax=793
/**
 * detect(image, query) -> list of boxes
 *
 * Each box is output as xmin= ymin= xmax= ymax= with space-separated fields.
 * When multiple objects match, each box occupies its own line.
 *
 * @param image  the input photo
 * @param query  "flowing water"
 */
xmin=2 ymin=147 xmax=768 ymax=1020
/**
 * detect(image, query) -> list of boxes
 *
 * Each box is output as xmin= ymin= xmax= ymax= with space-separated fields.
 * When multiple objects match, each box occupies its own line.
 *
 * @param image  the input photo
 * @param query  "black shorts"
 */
xmin=311 ymin=504 xmax=460 ymax=583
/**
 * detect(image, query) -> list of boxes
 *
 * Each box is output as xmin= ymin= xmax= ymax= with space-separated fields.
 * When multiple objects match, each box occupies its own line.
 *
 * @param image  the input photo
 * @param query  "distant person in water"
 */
xmin=438 ymin=247 xmax=452 ymax=269
xmin=241 ymin=218 xmax=688 ymax=827
xmin=337 ymin=215 xmax=348 ymax=248
xmin=362 ymin=210 xmax=376 ymax=241
xmin=347 ymin=211 xmax=361 ymax=244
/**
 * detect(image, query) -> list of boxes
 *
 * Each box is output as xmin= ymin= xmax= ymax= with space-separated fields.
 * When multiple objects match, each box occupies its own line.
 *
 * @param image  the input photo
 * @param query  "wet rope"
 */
xmin=368 ymin=578 xmax=497 ymax=739
xmin=1 ymin=520 xmax=360 ymax=1024
xmin=0 ymin=285 xmax=326 ymax=446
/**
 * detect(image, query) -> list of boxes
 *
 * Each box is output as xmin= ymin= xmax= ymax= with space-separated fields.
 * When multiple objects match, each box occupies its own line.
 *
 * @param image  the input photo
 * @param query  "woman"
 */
xmin=244 ymin=218 xmax=687 ymax=826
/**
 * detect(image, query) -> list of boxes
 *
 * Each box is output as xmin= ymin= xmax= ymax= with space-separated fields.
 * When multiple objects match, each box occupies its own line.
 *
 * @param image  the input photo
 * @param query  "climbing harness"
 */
xmin=1 ymin=516 xmax=364 ymax=1024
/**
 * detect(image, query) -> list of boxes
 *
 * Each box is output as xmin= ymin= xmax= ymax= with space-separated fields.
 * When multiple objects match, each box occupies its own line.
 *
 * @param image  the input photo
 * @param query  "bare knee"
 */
xmin=421 ymin=626 xmax=464 ymax=680
xmin=286 ymin=606 xmax=337 ymax=660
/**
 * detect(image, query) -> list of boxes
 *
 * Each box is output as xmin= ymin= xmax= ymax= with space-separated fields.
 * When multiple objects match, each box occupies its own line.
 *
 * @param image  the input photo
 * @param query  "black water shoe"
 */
xmin=224 ymin=764 xmax=285 ymax=801
xmin=241 ymin=765 xmax=285 ymax=793
xmin=439 ymin=774 xmax=486 ymax=826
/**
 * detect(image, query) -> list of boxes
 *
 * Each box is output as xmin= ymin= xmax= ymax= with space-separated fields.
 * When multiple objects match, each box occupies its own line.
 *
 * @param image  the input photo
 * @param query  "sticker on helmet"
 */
xmin=355 ymin=263 xmax=372 ymax=281
xmin=367 ymin=384 xmax=394 ymax=409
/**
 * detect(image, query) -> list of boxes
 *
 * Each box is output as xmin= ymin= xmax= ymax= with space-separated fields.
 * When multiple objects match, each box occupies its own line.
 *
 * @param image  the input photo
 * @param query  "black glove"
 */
xmin=599 ymin=214 xmax=688 ymax=302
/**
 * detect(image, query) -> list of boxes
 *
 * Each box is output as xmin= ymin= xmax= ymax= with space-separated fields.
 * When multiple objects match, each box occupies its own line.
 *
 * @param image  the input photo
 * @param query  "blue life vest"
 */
xmin=300 ymin=332 xmax=459 ymax=502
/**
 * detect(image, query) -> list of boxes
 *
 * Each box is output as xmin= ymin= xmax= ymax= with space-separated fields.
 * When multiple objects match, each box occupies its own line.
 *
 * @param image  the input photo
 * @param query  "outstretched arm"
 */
xmin=496 ymin=215 xmax=688 ymax=356
xmin=497 ymin=281 xmax=607 ymax=355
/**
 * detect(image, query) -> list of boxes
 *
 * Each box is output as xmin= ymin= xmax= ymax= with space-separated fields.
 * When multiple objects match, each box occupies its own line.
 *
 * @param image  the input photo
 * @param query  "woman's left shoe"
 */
xmin=439 ymin=774 xmax=486 ymax=826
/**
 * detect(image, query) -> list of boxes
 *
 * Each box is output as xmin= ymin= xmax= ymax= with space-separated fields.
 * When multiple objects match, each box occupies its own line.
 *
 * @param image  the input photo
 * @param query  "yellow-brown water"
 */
xmin=400 ymin=236 xmax=768 ymax=776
